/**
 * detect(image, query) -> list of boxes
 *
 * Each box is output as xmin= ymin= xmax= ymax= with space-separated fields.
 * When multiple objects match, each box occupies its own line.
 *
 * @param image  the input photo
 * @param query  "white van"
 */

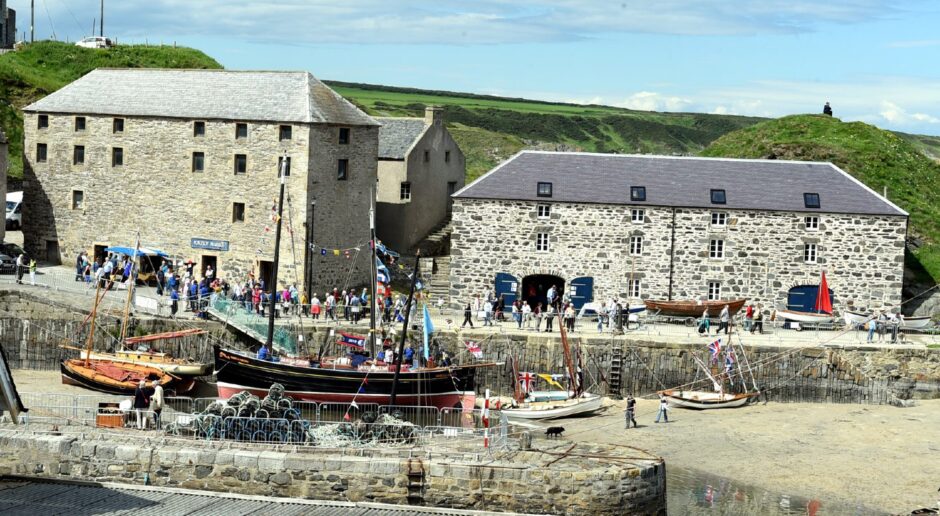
xmin=6 ymin=191 xmax=22 ymax=230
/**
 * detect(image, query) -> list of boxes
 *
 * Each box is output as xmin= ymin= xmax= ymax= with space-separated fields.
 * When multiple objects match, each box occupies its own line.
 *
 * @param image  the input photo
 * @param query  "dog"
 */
xmin=544 ymin=426 xmax=565 ymax=438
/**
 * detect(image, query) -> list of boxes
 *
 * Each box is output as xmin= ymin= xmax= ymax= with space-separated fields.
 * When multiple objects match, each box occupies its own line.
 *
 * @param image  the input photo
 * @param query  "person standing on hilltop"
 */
xmin=823 ymin=102 xmax=833 ymax=116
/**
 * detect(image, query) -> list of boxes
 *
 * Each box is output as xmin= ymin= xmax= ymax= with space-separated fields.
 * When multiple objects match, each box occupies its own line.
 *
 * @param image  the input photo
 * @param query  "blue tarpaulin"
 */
xmin=104 ymin=246 xmax=169 ymax=258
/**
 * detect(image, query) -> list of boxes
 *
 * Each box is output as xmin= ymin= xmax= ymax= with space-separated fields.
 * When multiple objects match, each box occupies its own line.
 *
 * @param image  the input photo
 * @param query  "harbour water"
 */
xmin=667 ymin=467 xmax=884 ymax=515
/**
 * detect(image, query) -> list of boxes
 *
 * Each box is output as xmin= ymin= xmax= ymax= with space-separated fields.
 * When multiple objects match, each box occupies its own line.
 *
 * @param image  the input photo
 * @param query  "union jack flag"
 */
xmin=707 ymin=338 xmax=722 ymax=364
xmin=518 ymin=372 xmax=536 ymax=393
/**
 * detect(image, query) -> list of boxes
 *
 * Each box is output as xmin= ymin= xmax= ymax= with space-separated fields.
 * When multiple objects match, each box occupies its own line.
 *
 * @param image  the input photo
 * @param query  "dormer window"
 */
xmin=804 ymin=193 xmax=821 ymax=209
xmin=710 ymin=189 xmax=726 ymax=204
xmin=630 ymin=186 xmax=646 ymax=202
xmin=537 ymin=182 xmax=553 ymax=198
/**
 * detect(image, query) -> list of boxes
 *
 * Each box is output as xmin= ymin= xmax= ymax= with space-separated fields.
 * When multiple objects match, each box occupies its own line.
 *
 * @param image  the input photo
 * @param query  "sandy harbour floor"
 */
xmin=10 ymin=369 xmax=940 ymax=513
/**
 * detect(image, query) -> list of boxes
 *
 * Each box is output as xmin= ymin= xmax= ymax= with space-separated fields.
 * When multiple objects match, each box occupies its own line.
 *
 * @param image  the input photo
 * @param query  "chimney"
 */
xmin=425 ymin=106 xmax=443 ymax=125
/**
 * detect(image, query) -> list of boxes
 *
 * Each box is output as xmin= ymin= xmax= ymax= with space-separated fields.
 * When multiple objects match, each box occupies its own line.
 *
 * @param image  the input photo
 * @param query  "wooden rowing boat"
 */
xmin=774 ymin=309 xmax=835 ymax=324
xmin=658 ymin=389 xmax=758 ymax=410
xmin=502 ymin=392 xmax=603 ymax=420
xmin=644 ymin=298 xmax=747 ymax=317
xmin=61 ymin=359 xmax=173 ymax=395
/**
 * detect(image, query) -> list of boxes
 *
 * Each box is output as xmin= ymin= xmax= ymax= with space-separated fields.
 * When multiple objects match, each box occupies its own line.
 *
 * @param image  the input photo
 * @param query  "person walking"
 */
xmin=699 ymin=308 xmax=711 ymax=335
xmin=462 ymin=302 xmax=474 ymax=328
xmin=170 ymin=287 xmax=179 ymax=316
xmin=133 ymin=380 xmax=151 ymax=430
xmin=751 ymin=306 xmax=764 ymax=334
xmin=744 ymin=303 xmax=754 ymax=332
xmin=624 ymin=395 xmax=638 ymax=429
xmin=655 ymin=394 xmax=669 ymax=423
xmin=28 ymin=258 xmax=37 ymax=286
xmin=14 ymin=253 xmax=25 ymax=284
xmin=866 ymin=316 xmax=877 ymax=342
xmin=565 ymin=303 xmax=576 ymax=332
xmin=483 ymin=300 xmax=494 ymax=327
xmin=544 ymin=304 xmax=554 ymax=332
xmin=718 ymin=304 xmax=731 ymax=335
xmin=522 ymin=302 xmax=532 ymax=328
xmin=151 ymin=380 xmax=164 ymax=430
xmin=513 ymin=300 xmax=522 ymax=329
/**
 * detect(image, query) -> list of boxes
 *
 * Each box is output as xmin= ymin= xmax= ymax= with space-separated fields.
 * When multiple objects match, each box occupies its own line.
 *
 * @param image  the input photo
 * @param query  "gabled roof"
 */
xmin=454 ymin=151 xmax=908 ymax=217
xmin=376 ymin=117 xmax=429 ymax=159
xmin=25 ymin=69 xmax=378 ymax=126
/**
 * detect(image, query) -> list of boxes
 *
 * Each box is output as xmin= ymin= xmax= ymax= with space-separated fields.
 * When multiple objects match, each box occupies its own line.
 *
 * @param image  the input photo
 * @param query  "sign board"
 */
xmin=191 ymin=238 xmax=230 ymax=252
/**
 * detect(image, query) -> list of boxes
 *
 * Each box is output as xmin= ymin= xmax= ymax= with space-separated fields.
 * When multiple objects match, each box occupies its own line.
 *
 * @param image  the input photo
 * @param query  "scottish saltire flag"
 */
xmin=707 ymin=338 xmax=722 ymax=364
xmin=422 ymin=304 xmax=434 ymax=361
xmin=376 ymin=257 xmax=391 ymax=280
xmin=337 ymin=332 xmax=366 ymax=349
xmin=464 ymin=340 xmax=483 ymax=359
xmin=725 ymin=355 xmax=735 ymax=374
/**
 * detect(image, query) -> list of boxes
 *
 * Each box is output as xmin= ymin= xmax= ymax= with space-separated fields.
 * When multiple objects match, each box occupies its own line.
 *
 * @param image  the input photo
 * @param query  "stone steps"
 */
xmin=427 ymin=256 xmax=451 ymax=305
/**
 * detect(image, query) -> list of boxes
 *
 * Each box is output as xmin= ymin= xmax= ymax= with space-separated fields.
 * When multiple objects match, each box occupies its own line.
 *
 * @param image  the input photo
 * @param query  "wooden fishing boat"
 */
xmin=502 ymin=392 xmax=603 ymax=420
xmin=61 ymin=359 xmax=172 ymax=395
xmin=82 ymin=349 xmax=210 ymax=376
xmin=774 ymin=309 xmax=835 ymax=324
xmin=658 ymin=389 xmax=758 ymax=410
xmin=644 ymin=298 xmax=747 ymax=317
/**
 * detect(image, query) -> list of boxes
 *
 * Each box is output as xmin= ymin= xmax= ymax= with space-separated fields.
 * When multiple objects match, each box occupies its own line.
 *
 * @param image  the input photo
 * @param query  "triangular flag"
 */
xmin=362 ymin=377 xmax=368 ymax=385
xmin=350 ymin=400 xmax=359 ymax=410
xmin=333 ymin=249 xmax=340 ymax=256
xmin=343 ymin=412 xmax=351 ymax=421
xmin=320 ymin=248 xmax=326 ymax=256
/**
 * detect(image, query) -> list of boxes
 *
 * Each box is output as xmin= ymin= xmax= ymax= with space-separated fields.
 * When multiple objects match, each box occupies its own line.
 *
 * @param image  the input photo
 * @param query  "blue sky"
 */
xmin=13 ymin=0 xmax=940 ymax=135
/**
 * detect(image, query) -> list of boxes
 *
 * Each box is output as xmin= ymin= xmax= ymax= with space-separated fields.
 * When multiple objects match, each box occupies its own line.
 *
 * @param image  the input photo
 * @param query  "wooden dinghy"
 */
xmin=774 ymin=309 xmax=835 ymax=324
xmin=658 ymin=389 xmax=757 ymax=410
xmin=61 ymin=359 xmax=173 ymax=395
xmin=644 ymin=298 xmax=747 ymax=317
xmin=502 ymin=392 xmax=604 ymax=420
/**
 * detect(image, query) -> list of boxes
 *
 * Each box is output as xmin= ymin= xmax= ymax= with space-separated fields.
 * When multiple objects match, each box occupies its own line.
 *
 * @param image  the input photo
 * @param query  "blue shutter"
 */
xmin=569 ymin=276 xmax=594 ymax=310
xmin=787 ymin=285 xmax=835 ymax=312
xmin=494 ymin=273 xmax=519 ymax=309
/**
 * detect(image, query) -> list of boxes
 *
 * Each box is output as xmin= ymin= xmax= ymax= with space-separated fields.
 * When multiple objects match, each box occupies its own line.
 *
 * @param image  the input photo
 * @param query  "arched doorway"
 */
xmin=521 ymin=274 xmax=564 ymax=309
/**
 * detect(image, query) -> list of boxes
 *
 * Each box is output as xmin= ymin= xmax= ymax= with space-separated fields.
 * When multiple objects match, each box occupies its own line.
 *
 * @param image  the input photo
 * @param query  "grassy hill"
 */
xmin=701 ymin=115 xmax=940 ymax=283
xmin=0 ymin=41 xmax=222 ymax=181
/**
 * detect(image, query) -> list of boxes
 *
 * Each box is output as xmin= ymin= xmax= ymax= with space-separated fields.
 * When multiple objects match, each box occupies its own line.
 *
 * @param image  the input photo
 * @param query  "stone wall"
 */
xmin=22 ymin=112 xmax=375 ymax=293
xmin=0 ymin=431 xmax=667 ymax=515
xmin=450 ymin=198 xmax=906 ymax=312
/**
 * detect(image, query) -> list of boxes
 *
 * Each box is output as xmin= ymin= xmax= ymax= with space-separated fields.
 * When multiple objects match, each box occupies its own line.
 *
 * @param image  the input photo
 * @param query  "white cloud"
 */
xmin=879 ymin=101 xmax=940 ymax=125
xmin=615 ymin=92 xmax=692 ymax=112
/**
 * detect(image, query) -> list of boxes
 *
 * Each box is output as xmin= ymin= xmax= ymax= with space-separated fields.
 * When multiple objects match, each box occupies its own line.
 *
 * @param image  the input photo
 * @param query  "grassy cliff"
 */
xmin=701 ymin=114 xmax=940 ymax=283
xmin=0 ymin=41 xmax=222 ymax=181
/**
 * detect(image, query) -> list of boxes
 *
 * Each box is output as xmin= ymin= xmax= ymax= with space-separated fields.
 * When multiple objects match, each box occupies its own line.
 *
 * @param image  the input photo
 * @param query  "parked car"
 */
xmin=0 ymin=243 xmax=24 ymax=274
xmin=75 ymin=36 xmax=114 ymax=49
xmin=6 ymin=191 xmax=22 ymax=230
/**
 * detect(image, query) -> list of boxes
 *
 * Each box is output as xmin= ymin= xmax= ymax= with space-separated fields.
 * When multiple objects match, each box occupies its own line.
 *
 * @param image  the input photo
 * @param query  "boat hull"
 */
xmin=60 ymin=359 xmax=173 ymax=395
xmin=901 ymin=316 xmax=932 ymax=330
xmin=775 ymin=309 xmax=835 ymax=323
xmin=659 ymin=390 xmax=757 ymax=410
xmin=83 ymin=350 xmax=211 ymax=376
xmin=644 ymin=299 xmax=747 ymax=317
xmin=843 ymin=311 xmax=869 ymax=327
xmin=502 ymin=393 xmax=604 ymax=420
xmin=214 ymin=346 xmax=481 ymax=410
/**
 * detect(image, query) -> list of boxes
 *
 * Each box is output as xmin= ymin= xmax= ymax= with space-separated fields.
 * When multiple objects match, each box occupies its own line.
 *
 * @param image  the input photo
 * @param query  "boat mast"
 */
xmin=119 ymin=231 xmax=141 ymax=347
xmin=389 ymin=252 xmax=420 ymax=406
xmin=369 ymin=190 xmax=378 ymax=358
xmin=557 ymin=311 xmax=580 ymax=396
xmin=265 ymin=154 xmax=288 ymax=350
xmin=84 ymin=279 xmax=104 ymax=367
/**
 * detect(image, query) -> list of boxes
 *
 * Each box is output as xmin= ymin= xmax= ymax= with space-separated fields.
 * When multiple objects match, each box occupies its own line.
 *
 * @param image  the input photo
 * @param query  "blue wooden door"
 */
xmin=495 ymin=273 xmax=519 ymax=309
xmin=569 ymin=276 xmax=594 ymax=309
xmin=787 ymin=285 xmax=835 ymax=312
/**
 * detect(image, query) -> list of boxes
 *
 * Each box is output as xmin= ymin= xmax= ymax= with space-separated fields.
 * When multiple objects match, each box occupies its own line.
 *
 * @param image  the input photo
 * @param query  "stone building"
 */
xmin=450 ymin=151 xmax=908 ymax=312
xmin=375 ymin=107 xmax=465 ymax=252
xmin=23 ymin=68 xmax=379 ymax=293
xmin=0 ymin=0 xmax=15 ymax=49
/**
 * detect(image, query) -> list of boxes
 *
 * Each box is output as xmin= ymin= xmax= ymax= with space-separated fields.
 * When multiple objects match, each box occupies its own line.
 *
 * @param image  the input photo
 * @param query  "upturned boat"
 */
xmin=644 ymin=298 xmax=747 ymax=317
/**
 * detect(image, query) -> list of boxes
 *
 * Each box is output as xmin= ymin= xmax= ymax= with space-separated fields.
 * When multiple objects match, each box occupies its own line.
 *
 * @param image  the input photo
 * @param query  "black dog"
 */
xmin=545 ymin=426 xmax=565 ymax=438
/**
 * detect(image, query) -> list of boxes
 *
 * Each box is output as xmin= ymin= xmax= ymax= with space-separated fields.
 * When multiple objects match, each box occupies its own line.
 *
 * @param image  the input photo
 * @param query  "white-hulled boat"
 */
xmin=774 ymin=309 xmax=836 ymax=324
xmin=659 ymin=389 xmax=758 ymax=409
xmin=502 ymin=392 xmax=604 ymax=420
xmin=901 ymin=316 xmax=933 ymax=330
xmin=843 ymin=310 xmax=870 ymax=328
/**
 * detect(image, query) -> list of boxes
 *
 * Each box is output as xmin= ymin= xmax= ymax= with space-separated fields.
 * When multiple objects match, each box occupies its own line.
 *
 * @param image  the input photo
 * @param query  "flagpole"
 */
xmin=369 ymin=189 xmax=378 ymax=359
xmin=389 ymin=251 xmax=420 ymax=406
xmin=265 ymin=154 xmax=288 ymax=350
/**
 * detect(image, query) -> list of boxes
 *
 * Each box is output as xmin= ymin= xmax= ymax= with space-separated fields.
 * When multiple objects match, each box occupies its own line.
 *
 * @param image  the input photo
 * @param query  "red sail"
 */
xmin=814 ymin=272 xmax=833 ymax=314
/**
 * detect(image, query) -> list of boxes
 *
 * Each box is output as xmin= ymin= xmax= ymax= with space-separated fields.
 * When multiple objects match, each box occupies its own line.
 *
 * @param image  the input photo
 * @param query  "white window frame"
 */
xmin=628 ymin=279 xmax=641 ymax=298
xmin=400 ymin=182 xmax=412 ymax=201
xmin=707 ymin=281 xmax=721 ymax=301
xmin=805 ymin=216 xmax=819 ymax=231
xmin=537 ymin=204 xmax=551 ymax=219
xmin=536 ymin=233 xmax=550 ymax=252
xmin=629 ymin=236 xmax=643 ymax=256
xmin=711 ymin=212 xmax=727 ymax=227
xmin=804 ymin=243 xmax=818 ymax=263
xmin=709 ymin=239 xmax=725 ymax=259
xmin=631 ymin=208 xmax=644 ymax=224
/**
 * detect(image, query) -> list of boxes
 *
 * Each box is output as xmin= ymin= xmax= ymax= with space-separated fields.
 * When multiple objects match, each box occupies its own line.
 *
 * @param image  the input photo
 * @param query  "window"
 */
xmin=279 ymin=125 xmax=292 ymax=141
xmin=236 ymin=123 xmax=248 ymax=139
xmin=805 ymin=216 xmax=819 ymax=230
xmin=537 ymin=204 xmax=551 ymax=219
xmin=628 ymin=279 xmax=641 ymax=298
xmin=112 ymin=147 xmax=123 ymax=167
xmin=338 ymin=127 xmax=350 ymax=144
xmin=232 ymin=202 xmax=245 ymax=223
xmin=629 ymin=236 xmax=643 ymax=256
xmin=445 ymin=150 xmax=451 ymax=163
xmin=711 ymin=212 xmax=727 ymax=227
xmin=74 ymin=117 xmax=86 ymax=131
xmin=113 ymin=118 xmax=124 ymax=133
xmin=278 ymin=156 xmax=291 ymax=177
xmin=71 ymin=190 xmax=84 ymax=210
xmin=38 ymin=115 xmax=49 ymax=129
xmin=707 ymin=282 xmax=721 ymax=301
xmin=804 ymin=243 xmax=818 ymax=263
xmin=709 ymin=239 xmax=724 ymax=259
xmin=337 ymin=159 xmax=348 ymax=180
xmin=234 ymin=154 xmax=247 ymax=175
xmin=36 ymin=143 xmax=47 ymax=163
xmin=423 ymin=150 xmax=430 ymax=163
xmin=631 ymin=209 xmax=644 ymax=224
xmin=192 ymin=152 xmax=205 ymax=173
xmin=804 ymin=193 xmax=821 ymax=209
xmin=447 ymin=181 xmax=457 ymax=196
xmin=73 ymin=145 xmax=85 ymax=165
xmin=400 ymin=182 xmax=412 ymax=201
xmin=537 ymin=182 xmax=553 ymax=197
xmin=710 ymin=189 xmax=726 ymax=204
xmin=536 ymin=233 xmax=549 ymax=252
xmin=193 ymin=121 xmax=205 ymax=137
xmin=630 ymin=186 xmax=646 ymax=202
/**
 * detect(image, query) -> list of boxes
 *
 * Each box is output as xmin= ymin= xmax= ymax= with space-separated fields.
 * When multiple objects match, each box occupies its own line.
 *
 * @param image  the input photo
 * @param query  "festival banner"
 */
xmin=337 ymin=332 xmax=366 ymax=349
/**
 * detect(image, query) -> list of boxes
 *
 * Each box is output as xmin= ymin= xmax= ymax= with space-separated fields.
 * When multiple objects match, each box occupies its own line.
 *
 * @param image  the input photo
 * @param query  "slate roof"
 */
xmin=454 ymin=151 xmax=907 ymax=216
xmin=376 ymin=117 xmax=429 ymax=159
xmin=24 ymin=69 xmax=378 ymax=126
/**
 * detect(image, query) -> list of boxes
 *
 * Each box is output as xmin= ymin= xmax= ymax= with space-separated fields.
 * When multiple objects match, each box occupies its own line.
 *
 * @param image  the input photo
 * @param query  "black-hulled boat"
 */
xmin=214 ymin=346 xmax=488 ymax=409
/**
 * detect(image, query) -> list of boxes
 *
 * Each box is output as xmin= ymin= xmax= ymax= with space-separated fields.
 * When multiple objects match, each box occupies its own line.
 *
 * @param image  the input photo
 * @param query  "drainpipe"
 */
xmin=667 ymin=208 xmax=677 ymax=301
